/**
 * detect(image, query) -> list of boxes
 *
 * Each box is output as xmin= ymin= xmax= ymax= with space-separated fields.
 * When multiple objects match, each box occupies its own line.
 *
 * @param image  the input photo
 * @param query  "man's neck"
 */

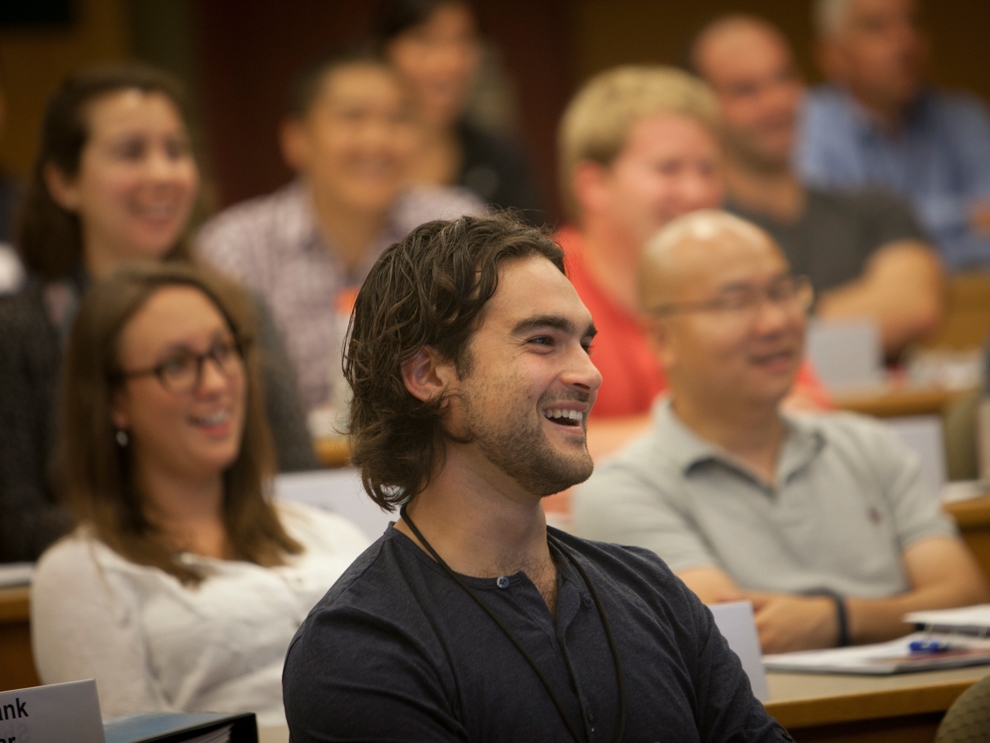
xmin=724 ymin=154 xmax=806 ymax=224
xmin=670 ymin=394 xmax=787 ymax=486
xmin=308 ymin=182 xmax=389 ymax=273
xmin=577 ymin=218 xmax=645 ymax=315
xmin=395 ymin=449 xmax=558 ymax=611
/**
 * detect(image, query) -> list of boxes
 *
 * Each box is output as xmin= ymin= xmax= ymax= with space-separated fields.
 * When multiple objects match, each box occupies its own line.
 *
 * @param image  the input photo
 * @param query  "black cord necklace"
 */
xmin=399 ymin=505 xmax=626 ymax=743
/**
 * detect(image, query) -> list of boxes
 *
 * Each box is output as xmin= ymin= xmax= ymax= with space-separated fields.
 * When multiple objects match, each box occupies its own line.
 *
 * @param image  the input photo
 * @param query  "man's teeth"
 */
xmin=194 ymin=410 xmax=230 ymax=426
xmin=543 ymin=409 xmax=583 ymax=422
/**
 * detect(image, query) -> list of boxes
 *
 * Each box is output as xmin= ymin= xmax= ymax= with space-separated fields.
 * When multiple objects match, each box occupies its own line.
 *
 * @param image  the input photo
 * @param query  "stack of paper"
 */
xmin=764 ymin=632 xmax=990 ymax=675
xmin=905 ymin=604 xmax=990 ymax=635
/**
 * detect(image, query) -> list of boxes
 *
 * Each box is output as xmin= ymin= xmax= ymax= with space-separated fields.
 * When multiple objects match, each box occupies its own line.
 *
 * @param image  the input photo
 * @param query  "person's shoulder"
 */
xmin=0 ymin=284 xmax=45 ymax=330
xmin=927 ymin=88 xmax=990 ymax=118
xmin=301 ymin=528 xmax=406 ymax=612
xmin=393 ymin=184 xmax=487 ymax=228
xmin=197 ymin=182 xmax=305 ymax=246
xmin=33 ymin=530 xmax=115 ymax=585
xmin=274 ymin=500 xmax=372 ymax=556
xmin=550 ymin=529 xmax=685 ymax=593
xmin=807 ymin=184 xmax=916 ymax=218
xmin=793 ymin=409 xmax=905 ymax=458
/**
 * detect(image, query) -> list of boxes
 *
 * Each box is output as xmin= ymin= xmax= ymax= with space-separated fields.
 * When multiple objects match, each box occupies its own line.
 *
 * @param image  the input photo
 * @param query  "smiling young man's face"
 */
xmin=444 ymin=255 xmax=602 ymax=497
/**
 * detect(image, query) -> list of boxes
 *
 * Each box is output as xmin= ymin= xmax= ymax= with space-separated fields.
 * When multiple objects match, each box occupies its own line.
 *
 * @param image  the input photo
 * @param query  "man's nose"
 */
xmin=563 ymin=342 xmax=602 ymax=394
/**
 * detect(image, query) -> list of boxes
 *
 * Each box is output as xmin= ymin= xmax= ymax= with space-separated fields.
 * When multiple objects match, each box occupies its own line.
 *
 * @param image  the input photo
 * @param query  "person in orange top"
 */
xmin=556 ymin=67 xmax=829 ymax=459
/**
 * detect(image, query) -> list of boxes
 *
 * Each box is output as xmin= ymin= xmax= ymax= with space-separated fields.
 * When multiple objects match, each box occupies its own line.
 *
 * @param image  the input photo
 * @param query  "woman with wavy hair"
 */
xmin=0 ymin=64 xmax=314 ymax=562
xmin=30 ymin=262 xmax=367 ymax=723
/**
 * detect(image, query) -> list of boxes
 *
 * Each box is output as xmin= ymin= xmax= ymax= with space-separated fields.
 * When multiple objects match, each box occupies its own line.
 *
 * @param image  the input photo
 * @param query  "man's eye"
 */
xmin=714 ymin=291 xmax=754 ymax=311
xmin=582 ymin=340 xmax=595 ymax=355
xmin=529 ymin=336 xmax=554 ymax=347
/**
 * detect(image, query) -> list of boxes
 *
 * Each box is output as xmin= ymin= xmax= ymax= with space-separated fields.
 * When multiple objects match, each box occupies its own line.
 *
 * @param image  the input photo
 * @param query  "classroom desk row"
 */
xmin=7 ymin=496 xmax=990 ymax=740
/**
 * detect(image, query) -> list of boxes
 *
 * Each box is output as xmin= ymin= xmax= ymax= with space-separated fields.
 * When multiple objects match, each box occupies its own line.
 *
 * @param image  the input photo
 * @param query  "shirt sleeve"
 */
xmin=573 ymin=448 xmax=719 ymax=573
xmin=31 ymin=539 xmax=173 ymax=717
xmin=283 ymin=607 xmax=469 ymax=742
xmin=855 ymin=188 xmax=929 ymax=249
xmin=685 ymin=584 xmax=793 ymax=741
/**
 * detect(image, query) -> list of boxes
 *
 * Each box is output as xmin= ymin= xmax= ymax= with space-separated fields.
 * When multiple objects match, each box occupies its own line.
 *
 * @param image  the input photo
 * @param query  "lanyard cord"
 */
xmin=399 ymin=506 xmax=626 ymax=743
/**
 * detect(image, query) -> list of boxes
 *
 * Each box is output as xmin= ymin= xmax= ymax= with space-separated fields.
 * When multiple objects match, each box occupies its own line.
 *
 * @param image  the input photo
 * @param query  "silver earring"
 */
xmin=115 ymin=429 xmax=129 ymax=447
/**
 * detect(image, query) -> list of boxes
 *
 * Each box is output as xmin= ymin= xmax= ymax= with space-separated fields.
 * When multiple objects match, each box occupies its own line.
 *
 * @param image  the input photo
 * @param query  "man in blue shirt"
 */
xmin=799 ymin=0 xmax=990 ymax=269
xmin=689 ymin=14 xmax=943 ymax=357
xmin=282 ymin=214 xmax=789 ymax=742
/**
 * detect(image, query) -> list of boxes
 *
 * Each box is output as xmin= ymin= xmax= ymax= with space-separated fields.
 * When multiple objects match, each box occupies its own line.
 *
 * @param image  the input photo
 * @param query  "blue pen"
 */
xmin=908 ymin=639 xmax=955 ymax=654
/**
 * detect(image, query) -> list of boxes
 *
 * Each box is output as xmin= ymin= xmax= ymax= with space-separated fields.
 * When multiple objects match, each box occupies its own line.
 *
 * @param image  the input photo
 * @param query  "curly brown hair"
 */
xmin=345 ymin=213 xmax=565 ymax=510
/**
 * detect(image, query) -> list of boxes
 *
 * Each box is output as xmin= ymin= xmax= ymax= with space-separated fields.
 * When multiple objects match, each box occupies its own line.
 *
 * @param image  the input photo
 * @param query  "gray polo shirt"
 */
xmin=573 ymin=401 xmax=956 ymax=598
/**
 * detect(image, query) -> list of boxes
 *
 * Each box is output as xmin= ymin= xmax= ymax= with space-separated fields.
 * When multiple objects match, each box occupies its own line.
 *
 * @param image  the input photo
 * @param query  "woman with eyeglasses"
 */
xmin=0 ymin=64 xmax=315 ymax=563
xmin=30 ymin=262 xmax=368 ymax=724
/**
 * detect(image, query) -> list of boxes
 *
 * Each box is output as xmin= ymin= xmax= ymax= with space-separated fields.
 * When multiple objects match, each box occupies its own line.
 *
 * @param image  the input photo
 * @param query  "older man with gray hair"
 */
xmin=573 ymin=209 xmax=988 ymax=654
xmin=799 ymin=0 xmax=990 ymax=269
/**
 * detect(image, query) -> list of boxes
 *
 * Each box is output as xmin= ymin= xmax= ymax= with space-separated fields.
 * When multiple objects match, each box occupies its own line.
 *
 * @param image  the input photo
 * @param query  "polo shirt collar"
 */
xmin=654 ymin=398 xmax=826 ymax=486
xmin=832 ymin=84 xmax=933 ymax=142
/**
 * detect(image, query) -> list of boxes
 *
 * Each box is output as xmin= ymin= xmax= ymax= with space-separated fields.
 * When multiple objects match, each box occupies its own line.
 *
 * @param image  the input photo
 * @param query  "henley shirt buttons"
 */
xmin=496 ymin=576 xmax=509 ymax=589
xmin=586 ymin=707 xmax=595 ymax=723
xmin=581 ymin=594 xmax=592 ymax=607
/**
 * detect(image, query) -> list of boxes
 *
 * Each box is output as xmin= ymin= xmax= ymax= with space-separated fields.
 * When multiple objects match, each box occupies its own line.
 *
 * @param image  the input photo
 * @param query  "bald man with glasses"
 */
xmin=573 ymin=210 xmax=988 ymax=654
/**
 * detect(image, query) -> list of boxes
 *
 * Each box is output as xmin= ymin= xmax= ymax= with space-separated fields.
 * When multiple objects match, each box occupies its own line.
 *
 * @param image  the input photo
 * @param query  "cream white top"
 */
xmin=31 ymin=501 xmax=369 ymax=726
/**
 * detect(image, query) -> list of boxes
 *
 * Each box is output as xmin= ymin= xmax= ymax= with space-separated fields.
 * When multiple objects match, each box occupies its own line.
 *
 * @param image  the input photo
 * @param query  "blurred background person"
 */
xmin=800 ymin=0 xmax=990 ymax=269
xmin=196 ymin=49 xmax=484 ymax=419
xmin=31 ymin=262 xmax=368 ymax=723
xmin=556 ymin=66 xmax=828 ymax=458
xmin=0 ymin=64 xmax=314 ymax=563
xmin=0 ymin=71 xmax=25 ymax=294
xmin=375 ymin=0 xmax=544 ymax=220
xmin=574 ymin=211 xmax=988 ymax=653
xmin=690 ymin=14 xmax=943 ymax=358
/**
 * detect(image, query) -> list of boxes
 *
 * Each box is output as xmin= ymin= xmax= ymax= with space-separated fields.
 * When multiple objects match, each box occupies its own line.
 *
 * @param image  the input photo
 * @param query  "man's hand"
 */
xmin=743 ymin=592 xmax=838 ymax=654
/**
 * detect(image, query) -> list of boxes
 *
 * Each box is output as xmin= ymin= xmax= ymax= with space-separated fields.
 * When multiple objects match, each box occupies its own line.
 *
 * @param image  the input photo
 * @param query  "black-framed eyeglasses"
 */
xmin=647 ymin=274 xmax=814 ymax=320
xmin=114 ymin=336 xmax=248 ymax=395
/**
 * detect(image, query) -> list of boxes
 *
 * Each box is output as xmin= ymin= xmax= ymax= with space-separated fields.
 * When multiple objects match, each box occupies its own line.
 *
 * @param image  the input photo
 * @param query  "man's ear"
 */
xmin=571 ymin=160 xmax=611 ymax=218
xmin=44 ymin=162 xmax=80 ymax=211
xmin=643 ymin=315 xmax=677 ymax=371
xmin=401 ymin=346 xmax=457 ymax=403
xmin=279 ymin=117 xmax=308 ymax=172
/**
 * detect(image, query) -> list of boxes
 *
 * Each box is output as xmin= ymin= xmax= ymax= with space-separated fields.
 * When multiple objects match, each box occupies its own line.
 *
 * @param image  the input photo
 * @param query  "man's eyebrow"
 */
xmin=512 ymin=315 xmax=596 ymax=338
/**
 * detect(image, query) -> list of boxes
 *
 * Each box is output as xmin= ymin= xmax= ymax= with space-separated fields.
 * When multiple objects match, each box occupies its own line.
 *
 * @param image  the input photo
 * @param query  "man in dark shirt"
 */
xmin=689 ymin=15 xmax=943 ymax=358
xmin=282 ymin=214 xmax=790 ymax=741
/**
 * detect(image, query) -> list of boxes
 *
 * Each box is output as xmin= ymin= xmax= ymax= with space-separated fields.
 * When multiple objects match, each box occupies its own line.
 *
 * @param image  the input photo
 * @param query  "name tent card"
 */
xmin=0 ymin=679 xmax=104 ymax=743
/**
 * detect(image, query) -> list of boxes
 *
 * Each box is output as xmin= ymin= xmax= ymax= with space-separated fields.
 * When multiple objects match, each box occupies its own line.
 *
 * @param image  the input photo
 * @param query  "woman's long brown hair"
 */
xmin=61 ymin=262 xmax=301 ymax=585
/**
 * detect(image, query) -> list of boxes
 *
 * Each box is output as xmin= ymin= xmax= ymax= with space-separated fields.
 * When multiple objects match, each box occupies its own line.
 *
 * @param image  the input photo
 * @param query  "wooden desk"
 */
xmin=833 ymin=386 xmax=971 ymax=418
xmin=248 ymin=670 xmax=990 ymax=743
xmin=765 ymin=666 xmax=990 ymax=741
xmin=945 ymin=495 xmax=990 ymax=583
xmin=0 ymin=585 xmax=39 ymax=692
